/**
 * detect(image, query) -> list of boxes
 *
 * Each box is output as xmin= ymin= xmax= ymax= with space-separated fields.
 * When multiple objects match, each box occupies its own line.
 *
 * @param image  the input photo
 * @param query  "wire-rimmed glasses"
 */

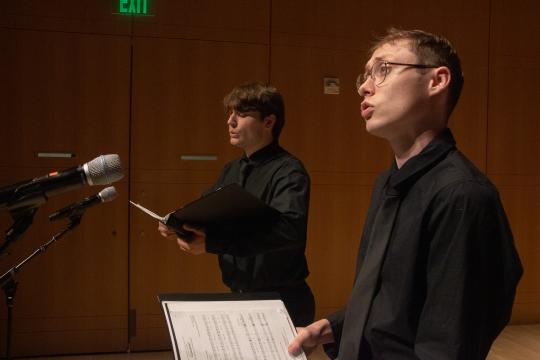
xmin=357 ymin=60 xmax=439 ymax=89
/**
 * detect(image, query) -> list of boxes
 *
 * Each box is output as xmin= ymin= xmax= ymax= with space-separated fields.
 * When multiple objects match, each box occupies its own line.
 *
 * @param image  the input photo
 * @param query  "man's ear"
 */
xmin=429 ymin=66 xmax=451 ymax=96
xmin=263 ymin=114 xmax=276 ymax=130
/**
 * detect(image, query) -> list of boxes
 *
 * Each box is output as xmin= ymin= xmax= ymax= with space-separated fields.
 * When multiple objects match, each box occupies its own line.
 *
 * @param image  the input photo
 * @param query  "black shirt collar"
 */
xmin=388 ymin=128 xmax=456 ymax=194
xmin=241 ymin=141 xmax=283 ymax=166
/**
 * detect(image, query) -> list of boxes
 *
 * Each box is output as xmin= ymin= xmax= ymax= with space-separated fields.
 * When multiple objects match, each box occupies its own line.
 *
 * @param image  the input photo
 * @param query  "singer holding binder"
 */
xmin=158 ymin=82 xmax=315 ymax=327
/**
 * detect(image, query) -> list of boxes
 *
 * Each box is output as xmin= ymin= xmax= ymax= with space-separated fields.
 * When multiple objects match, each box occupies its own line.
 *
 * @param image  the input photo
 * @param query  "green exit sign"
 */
xmin=117 ymin=0 xmax=152 ymax=15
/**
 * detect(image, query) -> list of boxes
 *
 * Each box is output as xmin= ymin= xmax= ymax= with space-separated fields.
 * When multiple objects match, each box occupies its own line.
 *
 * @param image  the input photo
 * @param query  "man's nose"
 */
xmin=358 ymin=77 xmax=374 ymax=97
xmin=227 ymin=114 xmax=236 ymax=126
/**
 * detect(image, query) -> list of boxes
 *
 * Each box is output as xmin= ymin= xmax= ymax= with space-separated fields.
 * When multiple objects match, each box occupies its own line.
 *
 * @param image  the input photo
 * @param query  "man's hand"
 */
xmin=288 ymin=318 xmax=335 ymax=356
xmin=157 ymin=222 xmax=207 ymax=255
xmin=176 ymin=224 xmax=207 ymax=255
xmin=157 ymin=222 xmax=177 ymax=239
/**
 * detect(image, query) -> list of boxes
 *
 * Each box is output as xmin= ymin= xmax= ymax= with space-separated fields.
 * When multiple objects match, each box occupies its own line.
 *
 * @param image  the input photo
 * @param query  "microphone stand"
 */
xmin=0 ymin=207 xmax=39 ymax=256
xmin=0 ymin=213 xmax=83 ymax=360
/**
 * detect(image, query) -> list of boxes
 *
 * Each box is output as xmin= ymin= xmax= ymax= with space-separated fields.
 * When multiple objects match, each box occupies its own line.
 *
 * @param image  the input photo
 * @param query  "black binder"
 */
xmin=166 ymin=183 xmax=279 ymax=230
xmin=130 ymin=183 xmax=280 ymax=238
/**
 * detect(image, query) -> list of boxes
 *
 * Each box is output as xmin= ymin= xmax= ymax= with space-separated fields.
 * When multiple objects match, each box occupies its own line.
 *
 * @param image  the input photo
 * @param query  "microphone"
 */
xmin=49 ymin=186 xmax=118 ymax=221
xmin=0 ymin=154 xmax=124 ymax=211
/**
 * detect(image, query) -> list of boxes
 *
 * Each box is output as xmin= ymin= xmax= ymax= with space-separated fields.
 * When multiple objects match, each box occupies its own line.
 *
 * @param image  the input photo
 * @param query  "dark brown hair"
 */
xmin=223 ymin=82 xmax=285 ymax=139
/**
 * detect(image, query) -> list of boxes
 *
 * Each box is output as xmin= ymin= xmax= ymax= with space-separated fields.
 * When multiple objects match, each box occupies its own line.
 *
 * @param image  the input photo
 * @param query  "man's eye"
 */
xmin=376 ymin=64 xmax=388 ymax=76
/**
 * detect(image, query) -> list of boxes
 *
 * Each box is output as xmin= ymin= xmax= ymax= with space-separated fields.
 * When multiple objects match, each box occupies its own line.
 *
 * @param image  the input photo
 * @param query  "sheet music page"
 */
xmin=129 ymin=200 xmax=168 ymax=223
xmin=162 ymin=300 xmax=307 ymax=360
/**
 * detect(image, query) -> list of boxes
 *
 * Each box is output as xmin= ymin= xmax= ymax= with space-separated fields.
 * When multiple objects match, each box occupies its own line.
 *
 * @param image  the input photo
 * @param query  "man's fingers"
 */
xmin=183 ymin=223 xmax=204 ymax=235
xmin=287 ymin=341 xmax=302 ymax=356
xmin=158 ymin=222 xmax=176 ymax=237
xmin=287 ymin=328 xmax=309 ymax=356
xmin=177 ymin=238 xmax=190 ymax=250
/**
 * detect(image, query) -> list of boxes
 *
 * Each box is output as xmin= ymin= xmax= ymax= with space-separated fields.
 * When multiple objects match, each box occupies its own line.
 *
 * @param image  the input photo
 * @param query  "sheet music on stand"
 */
xmin=159 ymin=293 xmax=307 ymax=360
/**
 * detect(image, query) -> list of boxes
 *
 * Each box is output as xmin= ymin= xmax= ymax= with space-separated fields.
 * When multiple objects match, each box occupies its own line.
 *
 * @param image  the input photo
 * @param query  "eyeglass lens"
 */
xmin=356 ymin=60 xmax=387 ymax=89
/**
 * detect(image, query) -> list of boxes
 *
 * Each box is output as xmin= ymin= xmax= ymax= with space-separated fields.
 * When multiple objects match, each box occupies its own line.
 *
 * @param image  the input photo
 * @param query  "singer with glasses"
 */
xmin=288 ymin=28 xmax=523 ymax=360
xmin=157 ymin=82 xmax=315 ymax=327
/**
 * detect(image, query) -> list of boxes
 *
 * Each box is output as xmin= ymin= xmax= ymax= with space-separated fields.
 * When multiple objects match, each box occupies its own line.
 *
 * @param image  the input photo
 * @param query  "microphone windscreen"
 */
xmin=85 ymin=154 xmax=124 ymax=185
xmin=99 ymin=186 xmax=118 ymax=203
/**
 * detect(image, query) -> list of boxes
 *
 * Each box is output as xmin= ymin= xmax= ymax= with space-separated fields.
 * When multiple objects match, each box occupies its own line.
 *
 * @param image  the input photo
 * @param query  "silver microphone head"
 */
xmin=83 ymin=154 xmax=124 ymax=185
xmin=98 ymin=186 xmax=118 ymax=203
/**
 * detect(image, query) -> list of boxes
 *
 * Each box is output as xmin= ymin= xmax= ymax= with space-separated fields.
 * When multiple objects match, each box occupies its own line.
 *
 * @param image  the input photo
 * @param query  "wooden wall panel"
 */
xmin=272 ymin=45 xmax=392 ymax=173
xmin=132 ymin=0 xmax=270 ymax=43
xmin=306 ymin=182 xmax=373 ymax=317
xmin=130 ymin=38 xmax=268 ymax=172
xmin=129 ymin=38 xmax=269 ymax=349
xmin=0 ymin=26 xmax=130 ymax=356
xmin=271 ymin=0 xmax=389 ymax=50
xmin=0 ymin=0 xmax=131 ymax=35
xmin=488 ymin=0 xmax=540 ymax=323
xmin=488 ymin=0 xmax=540 ymax=175
xmin=0 ymin=29 xmax=131 ymax=168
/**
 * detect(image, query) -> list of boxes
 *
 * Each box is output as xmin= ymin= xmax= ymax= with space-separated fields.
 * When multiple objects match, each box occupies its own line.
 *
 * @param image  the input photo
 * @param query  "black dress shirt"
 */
xmin=326 ymin=128 xmax=523 ymax=359
xmin=204 ymin=141 xmax=311 ymax=292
